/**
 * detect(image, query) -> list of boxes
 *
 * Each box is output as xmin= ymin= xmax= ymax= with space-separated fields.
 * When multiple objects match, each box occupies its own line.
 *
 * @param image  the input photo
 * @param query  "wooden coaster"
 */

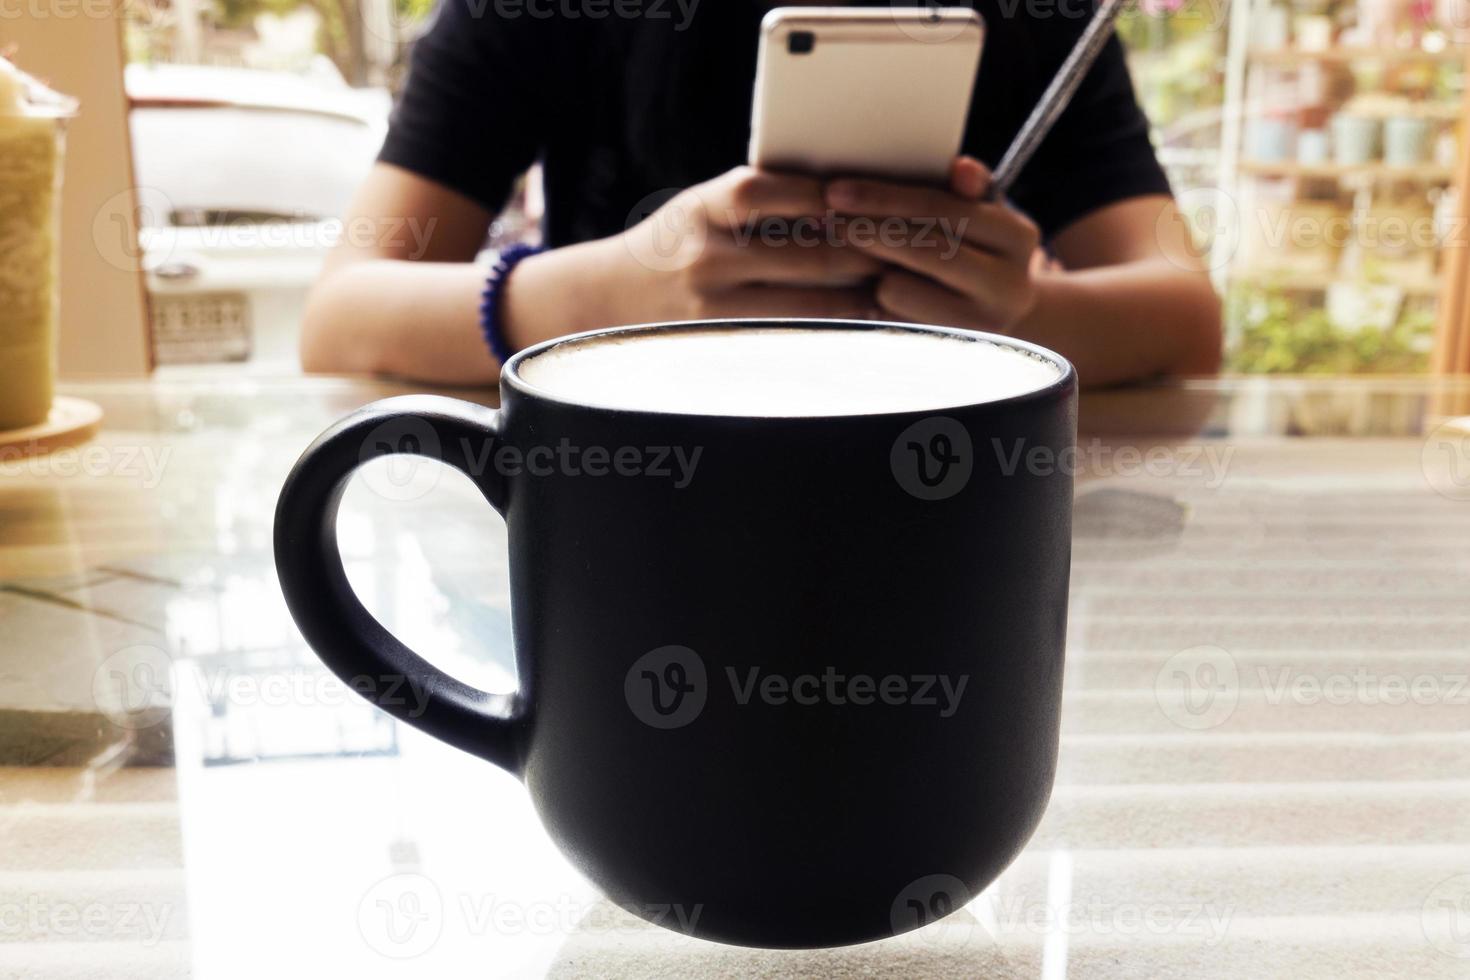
xmin=0 ymin=397 xmax=104 ymax=455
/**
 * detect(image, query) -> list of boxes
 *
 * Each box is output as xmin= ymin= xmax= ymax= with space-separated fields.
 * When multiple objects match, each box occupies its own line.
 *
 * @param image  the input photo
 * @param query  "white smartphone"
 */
xmin=748 ymin=7 xmax=985 ymax=183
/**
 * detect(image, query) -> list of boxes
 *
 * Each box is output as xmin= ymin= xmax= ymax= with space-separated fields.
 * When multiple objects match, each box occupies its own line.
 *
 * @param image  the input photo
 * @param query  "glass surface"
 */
xmin=2 ymin=371 xmax=1469 ymax=977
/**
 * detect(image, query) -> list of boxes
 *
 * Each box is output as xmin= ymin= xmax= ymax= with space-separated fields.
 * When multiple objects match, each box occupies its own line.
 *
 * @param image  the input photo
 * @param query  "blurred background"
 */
xmin=7 ymin=0 xmax=1470 ymax=378
xmin=1120 ymin=0 xmax=1470 ymax=377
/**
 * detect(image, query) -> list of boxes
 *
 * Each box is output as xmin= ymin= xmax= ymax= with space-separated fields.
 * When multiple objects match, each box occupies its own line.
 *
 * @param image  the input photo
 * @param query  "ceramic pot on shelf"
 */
xmin=1331 ymin=113 xmax=1382 ymax=166
xmin=1384 ymin=115 xmax=1433 ymax=166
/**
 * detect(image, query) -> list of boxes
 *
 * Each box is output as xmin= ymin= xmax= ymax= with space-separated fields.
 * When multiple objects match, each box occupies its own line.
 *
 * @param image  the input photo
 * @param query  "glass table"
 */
xmin=2 ymin=370 xmax=1469 ymax=978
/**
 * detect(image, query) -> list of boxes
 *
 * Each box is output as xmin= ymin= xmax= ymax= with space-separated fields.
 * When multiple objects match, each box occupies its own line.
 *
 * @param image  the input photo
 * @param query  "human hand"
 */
xmin=606 ymin=166 xmax=882 ymax=324
xmin=823 ymin=156 xmax=1040 ymax=331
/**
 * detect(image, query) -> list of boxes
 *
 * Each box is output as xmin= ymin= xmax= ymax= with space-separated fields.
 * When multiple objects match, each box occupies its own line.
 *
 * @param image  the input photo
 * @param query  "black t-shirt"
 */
xmin=380 ymin=1 xmax=1169 ymax=247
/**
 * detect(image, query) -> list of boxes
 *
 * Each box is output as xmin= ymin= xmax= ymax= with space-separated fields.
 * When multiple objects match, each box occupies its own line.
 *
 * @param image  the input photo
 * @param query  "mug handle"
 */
xmin=273 ymin=395 xmax=527 ymax=776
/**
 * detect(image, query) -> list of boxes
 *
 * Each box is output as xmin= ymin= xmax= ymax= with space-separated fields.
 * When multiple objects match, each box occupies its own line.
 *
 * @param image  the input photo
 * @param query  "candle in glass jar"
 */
xmin=0 ymin=62 xmax=72 ymax=431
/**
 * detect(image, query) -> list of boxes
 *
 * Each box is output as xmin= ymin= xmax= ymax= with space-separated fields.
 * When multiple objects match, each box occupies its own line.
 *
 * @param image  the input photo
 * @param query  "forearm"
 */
xmin=500 ymin=237 xmax=624 ymax=350
xmin=301 ymin=165 xmax=874 ymax=384
xmin=302 ymin=238 xmax=626 ymax=385
xmin=1016 ymin=260 xmax=1222 ymax=388
xmin=302 ymin=260 xmax=495 ymax=385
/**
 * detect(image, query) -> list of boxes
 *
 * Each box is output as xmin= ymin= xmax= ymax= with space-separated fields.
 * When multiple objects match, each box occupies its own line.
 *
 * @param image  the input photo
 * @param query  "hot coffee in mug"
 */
xmin=517 ymin=326 xmax=1060 ymax=415
xmin=275 ymin=319 xmax=1076 ymax=948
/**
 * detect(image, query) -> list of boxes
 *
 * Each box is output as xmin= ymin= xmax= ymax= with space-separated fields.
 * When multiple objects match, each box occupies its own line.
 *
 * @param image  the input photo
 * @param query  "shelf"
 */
xmin=1233 ymin=268 xmax=1442 ymax=295
xmin=1250 ymin=46 xmax=1466 ymax=67
xmin=1239 ymin=160 xmax=1455 ymax=181
xmin=1403 ymin=103 xmax=1465 ymax=121
xmin=1157 ymin=147 xmax=1221 ymax=168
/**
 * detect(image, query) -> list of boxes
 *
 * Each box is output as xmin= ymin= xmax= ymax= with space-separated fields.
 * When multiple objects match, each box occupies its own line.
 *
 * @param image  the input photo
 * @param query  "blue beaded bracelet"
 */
xmin=479 ymin=242 xmax=545 ymax=365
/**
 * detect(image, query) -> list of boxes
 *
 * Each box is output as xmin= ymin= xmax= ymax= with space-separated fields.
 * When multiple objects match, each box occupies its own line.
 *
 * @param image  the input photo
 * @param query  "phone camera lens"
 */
xmin=787 ymin=31 xmax=815 ymax=55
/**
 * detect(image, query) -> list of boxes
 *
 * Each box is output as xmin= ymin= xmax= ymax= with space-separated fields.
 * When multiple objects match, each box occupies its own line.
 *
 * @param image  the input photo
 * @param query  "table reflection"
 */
xmin=1 ymin=371 xmax=1468 ymax=977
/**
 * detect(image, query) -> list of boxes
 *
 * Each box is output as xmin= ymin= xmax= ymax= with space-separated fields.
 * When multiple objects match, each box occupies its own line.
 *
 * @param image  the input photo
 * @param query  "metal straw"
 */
xmin=988 ymin=0 xmax=1130 ymax=198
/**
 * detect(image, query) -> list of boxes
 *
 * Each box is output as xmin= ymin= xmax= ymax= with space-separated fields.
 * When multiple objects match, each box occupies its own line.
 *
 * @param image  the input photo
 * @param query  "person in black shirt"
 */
xmin=302 ymin=0 xmax=1221 ymax=386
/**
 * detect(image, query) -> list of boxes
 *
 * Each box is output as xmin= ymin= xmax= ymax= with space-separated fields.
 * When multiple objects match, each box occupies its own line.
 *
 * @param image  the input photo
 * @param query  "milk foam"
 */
xmin=511 ymin=326 xmax=1064 ymax=417
xmin=515 ymin=327 xmax=1062 ymax=417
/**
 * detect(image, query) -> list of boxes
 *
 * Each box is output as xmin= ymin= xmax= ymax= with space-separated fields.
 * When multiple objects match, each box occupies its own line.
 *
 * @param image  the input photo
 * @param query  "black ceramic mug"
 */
xmin=274 ymin=319 xmax=1076 ymax=949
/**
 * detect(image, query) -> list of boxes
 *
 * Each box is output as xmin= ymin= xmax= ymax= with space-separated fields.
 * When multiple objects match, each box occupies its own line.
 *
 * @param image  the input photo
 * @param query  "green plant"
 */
xmin=1227 ymin=285 xmax=1435 ymax=374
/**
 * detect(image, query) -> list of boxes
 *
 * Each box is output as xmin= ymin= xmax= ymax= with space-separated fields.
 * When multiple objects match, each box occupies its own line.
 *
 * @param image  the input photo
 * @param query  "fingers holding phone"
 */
xmin=738 ymin=7 xmax=1036 ymax=329
xmin=611 ymin=166 xmax=880 ymax=325
xmin=823 ymin=157 xmax=1042 ymax=332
